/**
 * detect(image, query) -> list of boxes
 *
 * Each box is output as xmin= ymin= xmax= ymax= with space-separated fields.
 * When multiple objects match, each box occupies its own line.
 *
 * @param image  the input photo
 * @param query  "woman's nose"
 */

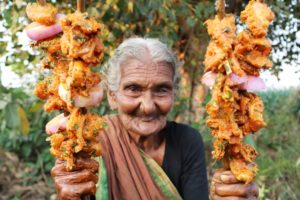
xmin=140 ymin=92 xmax=156 ymax=114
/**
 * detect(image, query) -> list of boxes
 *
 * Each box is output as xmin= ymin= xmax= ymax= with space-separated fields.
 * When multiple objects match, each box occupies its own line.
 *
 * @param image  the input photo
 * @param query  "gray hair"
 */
xmin=102 ymin=37 xmax=180 ymax=92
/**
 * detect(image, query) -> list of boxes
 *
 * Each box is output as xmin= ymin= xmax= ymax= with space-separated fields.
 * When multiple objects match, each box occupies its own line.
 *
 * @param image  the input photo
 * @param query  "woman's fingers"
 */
xmin=211 ymin=169 xmax=259 ymax=199
xmin=214 ymin=183 xmax=258 ymax=197
xmin=210 ymin=194 xmax=247 ymax=200
xmin=219 ymin=173 xmax=239 ymax=184
xmin=74 ymin=157 xmax=99 ymax=173
xmin=213 ymin=170 xmax=238 ymax=184
xmin=58 ymin=181 xmax=96 ymax=200
xmin=51 ymin=158 xmax=98 ymax=176
xmin=54 ymin=169 xmax=98 ymax=184
xmin=51 ymin=158 xmax=99 ymax=200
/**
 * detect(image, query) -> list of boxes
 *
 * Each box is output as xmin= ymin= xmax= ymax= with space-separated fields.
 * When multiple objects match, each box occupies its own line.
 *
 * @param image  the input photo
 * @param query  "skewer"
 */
xmin=37 ymin=0 xmax=46 ymax=6
xmin=77 ymin=0 xmax=85 ymax=12
xmin=216 ymin=0 xmax=225 ymax=20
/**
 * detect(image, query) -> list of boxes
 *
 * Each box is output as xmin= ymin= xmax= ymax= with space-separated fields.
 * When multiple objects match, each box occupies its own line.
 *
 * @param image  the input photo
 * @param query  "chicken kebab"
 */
xmin=203 ymin=0 xmax=274 ymax=184
xmin=26 ymin=2 xmax=106 ymax=170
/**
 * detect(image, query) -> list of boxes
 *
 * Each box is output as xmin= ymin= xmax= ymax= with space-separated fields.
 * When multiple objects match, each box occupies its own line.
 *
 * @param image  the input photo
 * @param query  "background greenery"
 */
xmin=0 ymin=0 xmax=299 ymax=199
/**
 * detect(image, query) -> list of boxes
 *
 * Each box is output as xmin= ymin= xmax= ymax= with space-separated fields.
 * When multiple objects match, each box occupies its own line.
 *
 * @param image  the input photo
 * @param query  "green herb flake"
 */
xmin=93 ymin=129 xmax=99 ymax=137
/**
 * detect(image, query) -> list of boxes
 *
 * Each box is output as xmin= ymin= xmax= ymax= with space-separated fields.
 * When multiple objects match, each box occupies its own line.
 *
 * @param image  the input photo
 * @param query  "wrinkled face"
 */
xmin=108 ymin=58 xmax=175 ymax=137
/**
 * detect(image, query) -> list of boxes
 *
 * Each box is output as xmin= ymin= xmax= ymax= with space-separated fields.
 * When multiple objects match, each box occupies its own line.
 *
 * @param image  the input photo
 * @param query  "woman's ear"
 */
xmin=107 ymin=90 xmax=118 ymax=110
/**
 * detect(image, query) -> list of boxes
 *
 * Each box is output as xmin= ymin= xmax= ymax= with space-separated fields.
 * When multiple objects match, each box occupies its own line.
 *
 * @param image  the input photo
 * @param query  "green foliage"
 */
xmin=256 ymin=90 xmax=300 ymax=200
xmin=0 ymin=73 xmax=55 ymax=173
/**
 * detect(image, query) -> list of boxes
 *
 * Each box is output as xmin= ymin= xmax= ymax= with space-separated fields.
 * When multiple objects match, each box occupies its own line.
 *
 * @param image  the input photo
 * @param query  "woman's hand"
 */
xmin=210 ymin=169 xmax=259 ymax=200
xmin=51 ymin=157 xmax=99 ymax=200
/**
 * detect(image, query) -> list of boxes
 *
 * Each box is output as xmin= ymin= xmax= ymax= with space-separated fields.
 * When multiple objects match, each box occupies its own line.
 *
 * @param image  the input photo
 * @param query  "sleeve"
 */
xmin=180 ymin=128 xmax=209 ymax=200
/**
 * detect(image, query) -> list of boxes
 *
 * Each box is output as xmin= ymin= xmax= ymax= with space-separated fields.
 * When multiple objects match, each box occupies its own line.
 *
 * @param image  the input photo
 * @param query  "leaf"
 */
xmin=128 ymin=1 xmax=134 ymax=13
xmin=3 ymin=7 xmax=12 ymax=27
xmin=5 ymin=102 xmax=20 ymax=129
xmin=186 ymin=17 xmax=196 ymax=27
xmin=296 ymin=157 xmax=300 ymax=167
xmin=195 ymin=3 xmax=204 ymax=18
xmin=29 ymin=102 xmax=43 ymax=112
xmin=244 ymin=135 xmax=256 ymax=148
xmin=21 ymin=143 xmax=32 ymax=158
xmin=17 ymin=105 xmax=30 ymax=135
xmin=0 ymin=93 xmax=11 ymax=109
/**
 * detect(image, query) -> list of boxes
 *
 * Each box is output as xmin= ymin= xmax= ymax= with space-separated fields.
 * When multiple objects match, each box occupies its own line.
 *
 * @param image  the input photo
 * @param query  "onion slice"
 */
xmin=46 ymin=113 xmax=69 ymax=135
xmin=202 ymin=72 xmax=266 ymax=91
xmin=26 ymin=14 xmax=65 ymax=41
xmin=240 ymin=76 xmax=266 ymax=91
xmin=58 ymin=83 xmax=104 ymax=108
xmin=228 ymin=73 xmax=248 ymax=86
xmin=201 ymin=71 xmax=217 ymax=87
xmin=73 ymin=83 xmax=104 ymax=107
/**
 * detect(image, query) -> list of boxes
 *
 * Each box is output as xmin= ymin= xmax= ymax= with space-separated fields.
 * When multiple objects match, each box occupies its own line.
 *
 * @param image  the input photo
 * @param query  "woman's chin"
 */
xmin=133 ymin=120 xmax=166 ymax=136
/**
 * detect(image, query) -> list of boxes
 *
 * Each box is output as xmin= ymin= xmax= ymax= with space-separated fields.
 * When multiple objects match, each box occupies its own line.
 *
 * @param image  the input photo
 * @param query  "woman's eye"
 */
xmin=155 ymin=86 xmax=171 ymax=95
xmin=158 ymin=88 xmax=168 ymax=93
xmin=125 ymin=85 xmax=141 ymax=92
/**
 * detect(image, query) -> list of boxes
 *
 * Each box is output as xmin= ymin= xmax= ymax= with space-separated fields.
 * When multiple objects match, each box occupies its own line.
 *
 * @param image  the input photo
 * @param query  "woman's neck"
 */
xmin=128 ymin=130 xmax=166 ymax=151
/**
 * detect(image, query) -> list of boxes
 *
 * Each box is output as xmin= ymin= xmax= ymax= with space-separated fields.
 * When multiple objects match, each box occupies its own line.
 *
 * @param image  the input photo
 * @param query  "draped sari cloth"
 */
xmin=96 ymin=115 xmax=182 ymax=200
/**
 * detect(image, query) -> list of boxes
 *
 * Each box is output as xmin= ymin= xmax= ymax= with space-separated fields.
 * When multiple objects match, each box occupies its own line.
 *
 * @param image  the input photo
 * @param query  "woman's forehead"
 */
xmin=120 ymin=59 xmax=174 ymax=82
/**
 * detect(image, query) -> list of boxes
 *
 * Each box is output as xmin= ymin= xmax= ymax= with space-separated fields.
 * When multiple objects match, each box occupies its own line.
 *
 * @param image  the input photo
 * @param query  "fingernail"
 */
xmin=220 ymin=175 xmax=228 ymax=182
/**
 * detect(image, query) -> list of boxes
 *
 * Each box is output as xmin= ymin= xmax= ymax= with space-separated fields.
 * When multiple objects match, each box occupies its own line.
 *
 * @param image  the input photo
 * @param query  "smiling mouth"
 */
xmin=139 ymin=116 xmax=158 ymax=122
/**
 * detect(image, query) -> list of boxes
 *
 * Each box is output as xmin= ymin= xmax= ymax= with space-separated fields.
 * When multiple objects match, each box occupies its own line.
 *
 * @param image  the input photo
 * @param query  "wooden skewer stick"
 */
xmin=37 ymin=0 xmax=46 ymax=6
xmin=216 ymin=0 xmax=225 ymax=20
xmin=77 ymin=0 xmax=85 ymax=12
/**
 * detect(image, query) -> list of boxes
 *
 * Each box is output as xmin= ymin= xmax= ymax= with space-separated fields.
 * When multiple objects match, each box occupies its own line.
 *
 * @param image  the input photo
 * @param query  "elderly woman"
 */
xmin=50 ymin=38 xmax=258 ymax=200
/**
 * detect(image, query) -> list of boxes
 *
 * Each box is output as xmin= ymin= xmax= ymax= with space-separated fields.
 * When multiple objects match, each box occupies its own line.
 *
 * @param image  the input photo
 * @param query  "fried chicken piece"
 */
xmin=44 ymin=96 xmax=67 ymax=112
xmin=206 ymin=74 xmax=243 ymax=147
xmin=235 ymin=31 xmax=272 ymax=69
xmin=228 ymin=54 xmax=246 ymax=77
xmin=235 ymin=31 xmax=272 ymax=56
xmin=52 ymin=61 xmax=69 ymax=82
xmin=204 ymin=41 xmax=227 ymax=72
xmin=205 ymin=14 xmax=236 ymax=52
xmin=240 ymin=144 xmax=257 ymax=162
xmin=49 ymin=133 xmax=66 ymax=153
xmin=48 ymin=109 xmax=105 ymax=170
xmin=34 ymin=79 xmax=50 ymax=100
xmin=26 ymin=3 xmax=58 ymax=25
xmin=212 ymin=138 xmax=227 ymax=160
xmin=34 ymin=75 xmax=59 ymax=99
xmin=229 ymin=157 xmax=258 ymax=184
xmin=31 ymin=37 xmax=71 ymax=70
xmin=242 ymin=93 xmax=266 ymax=134
xmin=63 ymin=61 xmax=101 ymax=99
xmin=245 ymin=51 xmax=272 ymax=69
xmin=60 ymin=12 xmax=101 ymax=35
xmin=67 ymin=61 xmax=101 ymax=89
xmin=60 ymin=12 xmax=104 ymax=65
xmin=31 ymin=37 xmax=62 ymax=54
xmin=239 ymin=60 xmax=260 ymax=76
xmin=35 ymin=75 xmax=69 ymax=112
xmin=57 ymin=61 xmax=101 ymax=109
xmin=240 ymin=0 xmax=275 ymax=37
